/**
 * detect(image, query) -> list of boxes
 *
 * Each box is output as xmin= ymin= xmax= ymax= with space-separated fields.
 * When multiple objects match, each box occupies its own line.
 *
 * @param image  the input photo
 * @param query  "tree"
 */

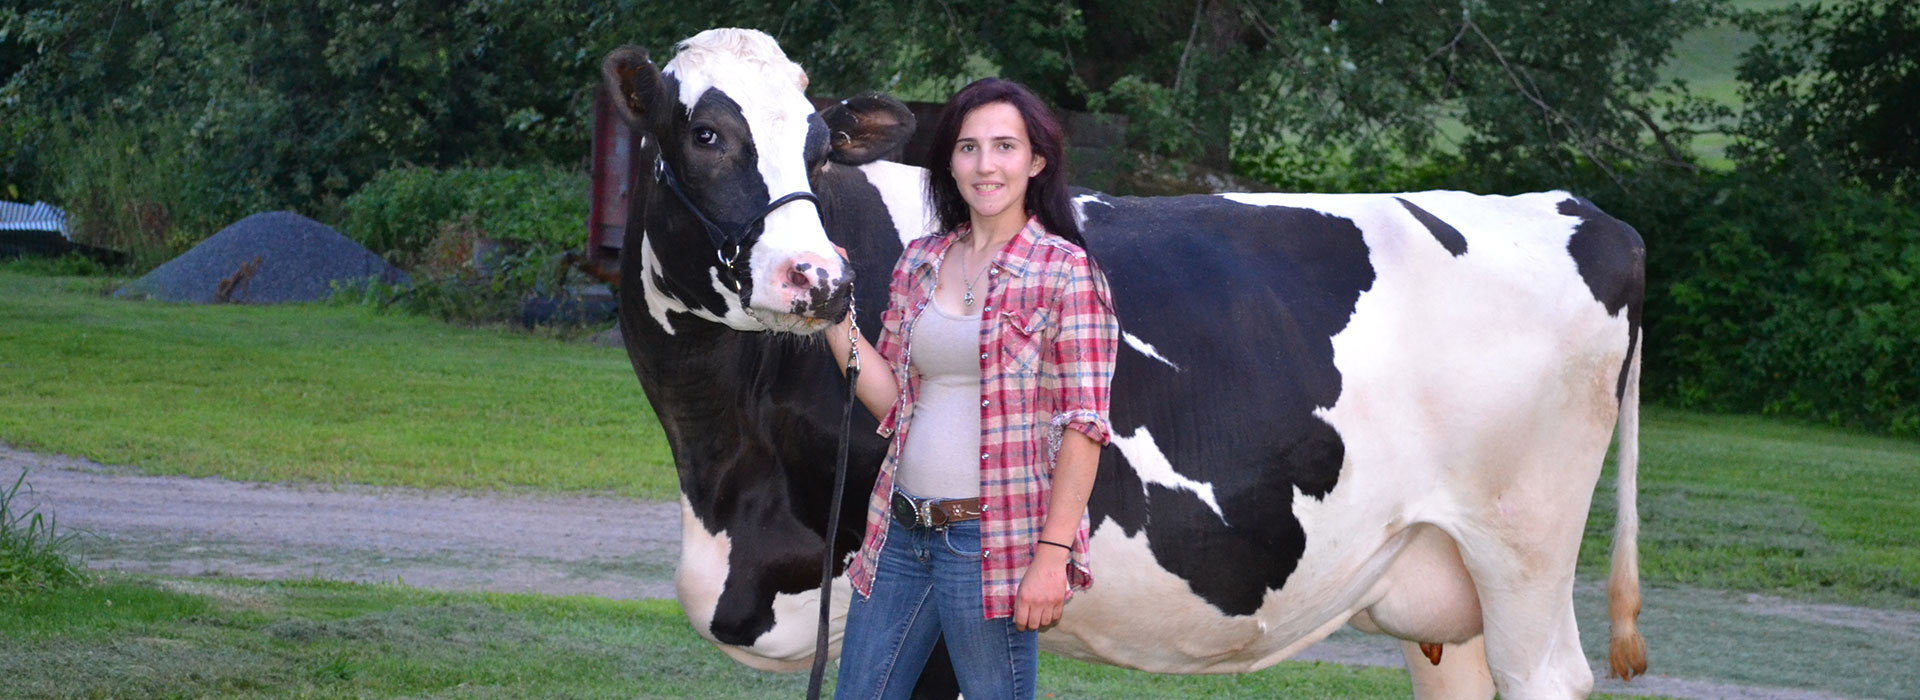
xmin=1734 ymin=0 xmax=1920 ymax=193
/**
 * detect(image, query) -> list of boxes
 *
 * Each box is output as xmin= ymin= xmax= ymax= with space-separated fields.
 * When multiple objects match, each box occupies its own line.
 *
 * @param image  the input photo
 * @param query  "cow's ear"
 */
xmin=602 ymin=47 xmax=666 ymax=130
xmin=820 ymin=93 xmax=915 ymax=166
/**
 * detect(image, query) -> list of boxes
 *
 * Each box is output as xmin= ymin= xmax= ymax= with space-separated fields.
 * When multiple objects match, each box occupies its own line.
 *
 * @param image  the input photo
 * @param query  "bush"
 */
xmin=1601 ymin=168 xmax=1920 ymax=436
xmin=36 ymin=114 xmax=250 ymax=270
xmin=341 ymin=167 xmax=589 ymax=269
xmin=337 ymin=167 xmax=598 ymax=328
xmin=0 ymin=472 xmax=87 ymax=601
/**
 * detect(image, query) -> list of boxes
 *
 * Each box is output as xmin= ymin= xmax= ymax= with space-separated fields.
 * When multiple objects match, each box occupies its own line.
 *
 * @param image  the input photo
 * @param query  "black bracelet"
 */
xmin=1036 ymin=539 xmax=1072 ymax=552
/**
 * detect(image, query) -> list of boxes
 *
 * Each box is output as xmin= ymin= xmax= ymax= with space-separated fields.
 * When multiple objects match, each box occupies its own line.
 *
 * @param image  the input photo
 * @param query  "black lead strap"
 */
xmin=807 ymin=301 xmax=859 ymax=700
xmin=655 ymin=157 xmax=821 ymax=291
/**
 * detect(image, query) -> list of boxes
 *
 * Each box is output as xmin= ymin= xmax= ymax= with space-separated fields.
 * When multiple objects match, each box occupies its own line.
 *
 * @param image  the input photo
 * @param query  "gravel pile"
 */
xmin=118 ymin=211 xmax=408 ymax=303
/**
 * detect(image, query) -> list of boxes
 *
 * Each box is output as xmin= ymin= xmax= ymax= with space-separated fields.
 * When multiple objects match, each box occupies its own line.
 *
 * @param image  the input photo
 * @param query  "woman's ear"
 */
xmin=1030 ymin=154 xmax=1046 ymax=178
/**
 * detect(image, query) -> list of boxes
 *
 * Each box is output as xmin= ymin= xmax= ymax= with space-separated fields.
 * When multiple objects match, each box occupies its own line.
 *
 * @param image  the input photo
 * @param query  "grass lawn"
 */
xmin=1583 ymin=408 xmax=1920 ymax=610
xmin=0 ymin=271 xmax=676 ymax=499
xmin=0 ymin=576 xmax=1451 ymax=700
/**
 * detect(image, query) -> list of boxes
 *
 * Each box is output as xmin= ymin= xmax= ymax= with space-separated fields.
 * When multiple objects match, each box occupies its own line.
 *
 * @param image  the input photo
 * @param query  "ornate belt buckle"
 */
xmin=919 ymin=499 xmax=936 ymax=528
xmin=891 ymin=491 xmax=918 ymax=527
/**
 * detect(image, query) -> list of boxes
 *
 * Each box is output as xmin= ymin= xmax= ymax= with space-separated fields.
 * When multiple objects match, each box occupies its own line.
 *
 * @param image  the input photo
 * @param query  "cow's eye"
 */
xmin=693 ymin=127 xmax=719 ymax=146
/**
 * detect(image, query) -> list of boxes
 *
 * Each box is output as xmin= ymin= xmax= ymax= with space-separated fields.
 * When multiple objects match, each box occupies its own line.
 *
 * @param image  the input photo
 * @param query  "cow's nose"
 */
xmin=772 ymin=253 xmax=850 ymax=318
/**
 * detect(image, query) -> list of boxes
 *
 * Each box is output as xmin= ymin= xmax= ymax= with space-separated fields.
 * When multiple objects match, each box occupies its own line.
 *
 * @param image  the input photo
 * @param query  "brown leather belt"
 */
xmin=890 ymin=490 xmax=983 ymax=528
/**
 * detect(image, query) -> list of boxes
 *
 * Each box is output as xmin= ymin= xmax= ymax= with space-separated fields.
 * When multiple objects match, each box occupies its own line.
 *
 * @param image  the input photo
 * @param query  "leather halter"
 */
xmin=655 ymin=156 xmax=821 ymax=292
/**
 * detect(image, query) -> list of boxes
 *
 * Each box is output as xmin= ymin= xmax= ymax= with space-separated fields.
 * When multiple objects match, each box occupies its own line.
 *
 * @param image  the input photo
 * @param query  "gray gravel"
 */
xmin=116 ymin=211 xmax=408 ymax=303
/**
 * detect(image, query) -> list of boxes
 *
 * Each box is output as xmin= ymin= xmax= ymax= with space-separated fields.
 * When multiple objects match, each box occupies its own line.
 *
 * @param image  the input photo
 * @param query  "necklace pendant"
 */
xmin=963 ymin=290 xmax=975 ymax=308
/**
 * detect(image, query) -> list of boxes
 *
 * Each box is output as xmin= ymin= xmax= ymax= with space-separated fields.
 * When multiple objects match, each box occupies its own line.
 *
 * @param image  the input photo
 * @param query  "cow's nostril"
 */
xmin=786 ymin=267 xmax=811 ymax=289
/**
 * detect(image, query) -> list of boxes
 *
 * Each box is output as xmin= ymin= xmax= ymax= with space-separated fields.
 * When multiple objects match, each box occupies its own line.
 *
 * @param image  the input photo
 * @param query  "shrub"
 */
xmin=341 ymin=167 xmax=589 ymax=269
xmin=1600 ymin=168 xmax=1920 ymax=436
xmin=36 ymin=114 xmax=249 ymax=270
xmin=0 ymin=472 xmax=87 ymax=601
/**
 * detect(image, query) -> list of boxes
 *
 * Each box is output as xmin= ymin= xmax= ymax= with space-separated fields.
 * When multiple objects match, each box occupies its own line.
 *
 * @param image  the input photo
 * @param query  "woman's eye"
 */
xmin=959 ymin=144 xmax=974 ymax=153
xmin=694 ymin=127 xmax=718 ymax=145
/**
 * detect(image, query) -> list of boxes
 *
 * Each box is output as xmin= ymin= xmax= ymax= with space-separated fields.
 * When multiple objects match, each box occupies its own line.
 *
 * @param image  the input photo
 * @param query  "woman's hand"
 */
xmin=1013 ymin=543 xmax=1071 ymax=631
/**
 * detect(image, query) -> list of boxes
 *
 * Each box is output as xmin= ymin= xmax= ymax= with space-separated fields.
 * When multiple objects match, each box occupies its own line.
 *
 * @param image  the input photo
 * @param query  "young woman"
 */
xmin=824 ymin=78 xmax=1119 ymax=700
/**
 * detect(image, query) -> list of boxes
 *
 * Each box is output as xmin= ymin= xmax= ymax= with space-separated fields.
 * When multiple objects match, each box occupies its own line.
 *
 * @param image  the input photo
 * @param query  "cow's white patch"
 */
xmin=676 ymin=495 xmax=731 ymax=644
xmin=1121 ymin=331 xmax=1180 ymax=371
xmin=1051 ymin=520 xmax=1359 ymax=672
xmin=701 ymin=268 xmax=771 ymax=331
xmin=1071 ymin=193 xmax=1107 ymax=233
xmin=676 ymin=495 xmax=852 ymax=672
xmin=1110 ymin=427 xmax=1224 ymax=522
xmin=638 ymin=233 xmax=682 ymax=335
xmin=858 ymin=160 xmax=935 ymax=245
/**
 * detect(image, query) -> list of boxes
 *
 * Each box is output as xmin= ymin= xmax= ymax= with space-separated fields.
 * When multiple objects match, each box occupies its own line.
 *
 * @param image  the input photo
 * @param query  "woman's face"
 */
xmin=951 ymin=101 xmax=1046 ymax=225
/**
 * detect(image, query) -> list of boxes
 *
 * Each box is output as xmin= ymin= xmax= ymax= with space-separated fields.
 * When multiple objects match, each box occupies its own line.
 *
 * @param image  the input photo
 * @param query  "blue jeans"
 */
xmin=835 ymin=519 xmax=1039 ymax=700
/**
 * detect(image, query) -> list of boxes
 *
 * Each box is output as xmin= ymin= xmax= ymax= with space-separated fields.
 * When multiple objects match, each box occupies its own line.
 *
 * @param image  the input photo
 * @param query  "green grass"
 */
xmin=0 ymin=576 xmax=1462 ymax=700
xmin=0 ymin=271 xmax=675 ymax=498
xmin=1582 ymin=407 xmax=1920 ymax=609
xmin=0 ymin=472 xmax=87 ymax=600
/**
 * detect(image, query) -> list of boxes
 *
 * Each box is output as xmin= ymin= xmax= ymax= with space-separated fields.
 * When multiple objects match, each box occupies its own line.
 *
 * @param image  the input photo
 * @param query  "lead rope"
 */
xmin=807 ymin=299 xmax=859 ymax=700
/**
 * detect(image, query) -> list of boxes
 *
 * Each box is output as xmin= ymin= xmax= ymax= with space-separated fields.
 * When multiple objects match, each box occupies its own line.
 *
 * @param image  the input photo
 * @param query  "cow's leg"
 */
xmin=1451 ymin=512 xmax=1595 ymax=700
xmin=1400 ymin=636 xmax=1493 ymax=700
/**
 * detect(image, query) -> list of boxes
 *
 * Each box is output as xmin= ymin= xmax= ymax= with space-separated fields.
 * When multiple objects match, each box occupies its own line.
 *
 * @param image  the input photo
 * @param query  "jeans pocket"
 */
xmin=940 ymin=525 xmax=983 ymax=559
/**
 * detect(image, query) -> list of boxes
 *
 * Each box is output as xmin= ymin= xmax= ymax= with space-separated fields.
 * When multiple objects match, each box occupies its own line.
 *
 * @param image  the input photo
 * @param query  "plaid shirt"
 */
xmin=848 ymin=216 xmax=1119 ymax=620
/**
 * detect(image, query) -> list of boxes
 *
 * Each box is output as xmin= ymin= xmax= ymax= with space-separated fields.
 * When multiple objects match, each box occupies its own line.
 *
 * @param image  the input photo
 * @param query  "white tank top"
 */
xmin=897 ymin=300 xmax=982 ymax=499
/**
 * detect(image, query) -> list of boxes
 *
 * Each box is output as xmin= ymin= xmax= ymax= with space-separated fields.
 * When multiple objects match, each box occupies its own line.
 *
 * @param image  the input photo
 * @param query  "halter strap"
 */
xmin=656 ymin=157 xmax=821 ymax=291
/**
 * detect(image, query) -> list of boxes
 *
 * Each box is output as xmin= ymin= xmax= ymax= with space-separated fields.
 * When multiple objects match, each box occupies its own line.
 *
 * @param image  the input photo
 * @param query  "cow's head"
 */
xmin=601 ymin=29 xmax=913 ymax=334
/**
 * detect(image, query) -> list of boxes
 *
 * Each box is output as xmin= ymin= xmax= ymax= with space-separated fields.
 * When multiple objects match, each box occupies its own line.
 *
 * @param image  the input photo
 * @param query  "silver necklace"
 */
xmin=954 ymin=234 xmax=999 ymax=310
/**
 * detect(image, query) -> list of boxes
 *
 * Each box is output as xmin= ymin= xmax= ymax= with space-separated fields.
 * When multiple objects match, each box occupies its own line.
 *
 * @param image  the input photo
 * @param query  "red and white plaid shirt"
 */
xmin=848 ymin=216 xmax=1119 ymax=620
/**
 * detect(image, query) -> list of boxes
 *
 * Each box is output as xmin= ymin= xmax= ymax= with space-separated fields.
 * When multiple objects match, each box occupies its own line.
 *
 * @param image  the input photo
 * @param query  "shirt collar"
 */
xmin=916 ymin=215 xmax=1045 ymax=280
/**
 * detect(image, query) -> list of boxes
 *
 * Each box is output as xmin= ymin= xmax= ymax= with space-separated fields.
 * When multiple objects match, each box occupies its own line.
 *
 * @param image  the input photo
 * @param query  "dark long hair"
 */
xmin=925 ymin=78 xmax=1085 ymax=249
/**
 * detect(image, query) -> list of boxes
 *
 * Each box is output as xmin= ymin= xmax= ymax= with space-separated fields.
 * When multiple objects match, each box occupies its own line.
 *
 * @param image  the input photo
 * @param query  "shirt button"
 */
xmin=983 ymin=549 xmax=991 ymax=558
xmin=984 ymin=305 xmax=993 ymax=312
xmin=990 ymin=268 xmax=999 ymax=276
xmin=981 ymin=400 xmax=990 ymax=407
xmin=980 ymin=352 xmax=989 ymax=360
xmin=981 ymin=453 xmax=989 ymax=460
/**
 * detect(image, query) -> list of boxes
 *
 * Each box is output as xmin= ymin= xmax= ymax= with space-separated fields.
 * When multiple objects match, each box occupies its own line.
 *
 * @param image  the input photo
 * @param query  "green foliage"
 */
xmin=0 ymin=472 xmax=87 ymax=602
xmin=0 ymin=0 xmax=688 ymax=235
xmin=1733 ymin=0 xmax=1920 ymax=192
xmin=341 ymin=167 xmax=589 ymax=266
xmin=32 ymin=113 xmax=247 ymax=270
xmin=1576 ymin=167 xmax=1920 ymax=436
xmin=338 ymin=166 xmax=593 ymax=326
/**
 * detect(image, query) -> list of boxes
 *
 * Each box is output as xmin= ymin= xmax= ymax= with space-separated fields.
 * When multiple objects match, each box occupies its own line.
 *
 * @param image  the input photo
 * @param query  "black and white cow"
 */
xmin=604 ymin=28 xmax=1647 ymax=700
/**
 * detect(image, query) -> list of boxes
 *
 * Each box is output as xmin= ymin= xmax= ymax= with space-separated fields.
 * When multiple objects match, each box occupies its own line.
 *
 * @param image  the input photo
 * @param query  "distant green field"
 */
xmin=1661 ymin=0 xmax=1805 ymax=165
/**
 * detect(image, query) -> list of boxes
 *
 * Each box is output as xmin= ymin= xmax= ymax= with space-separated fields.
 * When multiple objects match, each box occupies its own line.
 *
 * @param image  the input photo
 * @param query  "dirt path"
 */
xmin=6 ymin=446 xmax=1912 ymax=699
xmin=3 ymin=446 xmax=680 ymax=600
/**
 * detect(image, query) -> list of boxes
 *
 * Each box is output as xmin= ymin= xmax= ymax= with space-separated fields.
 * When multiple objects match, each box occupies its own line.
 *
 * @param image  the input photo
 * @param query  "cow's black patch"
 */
xmin=1395 ymin=197 xmax=1468 ymax=257
xmin=1559 ymin=197 xmax=1646 ymax=399
xmin=1080 ymin=194 xmax=1372 ymax=616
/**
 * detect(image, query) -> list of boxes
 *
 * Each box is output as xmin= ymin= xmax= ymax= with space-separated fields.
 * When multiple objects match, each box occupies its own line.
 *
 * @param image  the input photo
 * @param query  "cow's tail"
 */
xmin=1607 ymin=339 xmax=1647 ymax=680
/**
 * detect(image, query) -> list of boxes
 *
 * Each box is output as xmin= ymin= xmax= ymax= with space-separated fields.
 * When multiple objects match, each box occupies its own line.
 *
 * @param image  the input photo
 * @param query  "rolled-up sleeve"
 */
xmin=1048 ymin=253 xmax=1119 ymax=447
